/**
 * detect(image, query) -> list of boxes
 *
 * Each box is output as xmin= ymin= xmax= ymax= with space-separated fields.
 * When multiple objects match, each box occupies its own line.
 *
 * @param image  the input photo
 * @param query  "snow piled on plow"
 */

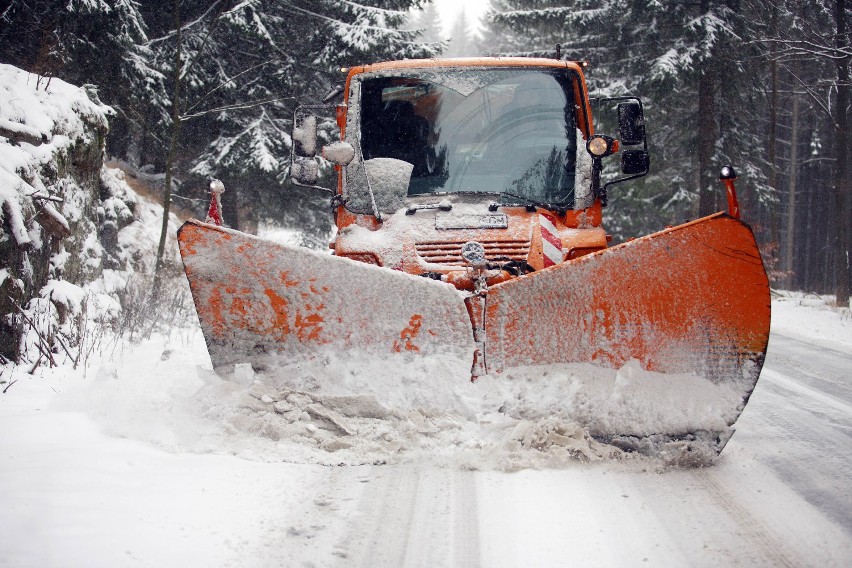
xmin=54 ymin=330 xmax=735 ymax=470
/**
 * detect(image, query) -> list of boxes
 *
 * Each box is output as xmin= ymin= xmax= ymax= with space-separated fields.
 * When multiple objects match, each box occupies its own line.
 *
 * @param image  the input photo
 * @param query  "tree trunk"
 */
xmin=696 ymin=0 xmax=717 ymax=217
xmin=768 ymin=4 xmax=779 ymax=195
xmin=766 ymin=2 xmax=781 ymax=261
xmin=697 ymin=67 xmax=717 ymax=216
xmin=784 ymin=80 xmax=800 ymax=289
xmin=833 ymin=0 xmax=850 ymax=306
xmin=153 ymin=0 xmax=183 ymax=292
xmin=221 ymin=176 xmax=240 ymax=230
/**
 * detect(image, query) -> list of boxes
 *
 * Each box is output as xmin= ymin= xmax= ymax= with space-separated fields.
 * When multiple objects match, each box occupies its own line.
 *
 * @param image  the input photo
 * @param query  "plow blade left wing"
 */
xmin=178 ymin=220 xmax=475 ymax=375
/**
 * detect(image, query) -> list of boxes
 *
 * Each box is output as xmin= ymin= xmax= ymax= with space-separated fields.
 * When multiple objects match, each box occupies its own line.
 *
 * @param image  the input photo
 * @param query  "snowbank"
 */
xmin=771 ymin=291 xmax=851 ymax=352
xmin=1 ymin=64 xmax=111 ymax=362
xmin=0 ymin=63 xmax=187 ymax=365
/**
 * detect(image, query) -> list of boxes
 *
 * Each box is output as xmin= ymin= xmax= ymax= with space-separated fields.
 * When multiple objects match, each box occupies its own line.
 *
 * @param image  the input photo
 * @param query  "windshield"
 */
xmin=350 ymin=67 xmax=584 ymax=211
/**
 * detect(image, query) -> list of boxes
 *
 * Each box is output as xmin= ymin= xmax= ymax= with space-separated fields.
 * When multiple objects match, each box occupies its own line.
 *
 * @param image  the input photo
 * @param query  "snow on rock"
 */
xmin=0 ymin=63 xmax=109 ymax=232
xmin=0 ymin=64 xmax=113 ymax=362
xmin=98 ymin=166 xmax=181 ymax=276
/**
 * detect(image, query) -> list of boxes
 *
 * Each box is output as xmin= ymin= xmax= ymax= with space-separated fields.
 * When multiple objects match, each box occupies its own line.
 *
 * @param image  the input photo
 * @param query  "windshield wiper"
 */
xmin=405 ymin=199 xmax=453 ymax=215
xmin=483 ymin=191 xmax=569 ymax=214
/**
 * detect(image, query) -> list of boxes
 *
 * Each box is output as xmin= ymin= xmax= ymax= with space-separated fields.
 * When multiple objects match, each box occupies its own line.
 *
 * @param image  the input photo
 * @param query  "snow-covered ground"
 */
xmin=1 ymin=293 xmax=850 ymax=567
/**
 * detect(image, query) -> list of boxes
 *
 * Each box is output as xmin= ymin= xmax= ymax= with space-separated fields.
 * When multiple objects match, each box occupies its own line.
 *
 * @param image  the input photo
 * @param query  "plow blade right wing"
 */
xmin=481 ymin=213 xmax=771 ymax=447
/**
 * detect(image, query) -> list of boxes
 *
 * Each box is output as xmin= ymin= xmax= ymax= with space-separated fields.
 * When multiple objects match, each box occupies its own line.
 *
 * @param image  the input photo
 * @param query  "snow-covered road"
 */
xmin=1 ymin=300 xmax=851 ymax=567
xmin=319 ymin=331 xmax=852 ymax=568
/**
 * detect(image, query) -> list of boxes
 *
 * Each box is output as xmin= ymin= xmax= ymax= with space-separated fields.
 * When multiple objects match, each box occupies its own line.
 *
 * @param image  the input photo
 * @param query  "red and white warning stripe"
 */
xmin=539 ymin=213 xmax=564 ymax=267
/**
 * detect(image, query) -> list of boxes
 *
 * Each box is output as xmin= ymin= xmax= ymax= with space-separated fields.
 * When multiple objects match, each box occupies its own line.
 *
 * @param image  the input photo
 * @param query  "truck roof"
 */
xmin=348 ymin=57 xmax=586 ymax=76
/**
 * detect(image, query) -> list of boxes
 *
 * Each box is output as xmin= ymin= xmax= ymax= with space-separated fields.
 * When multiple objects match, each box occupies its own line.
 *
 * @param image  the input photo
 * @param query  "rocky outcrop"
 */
xmin=0 ymin=65 xmax=110 ymax=361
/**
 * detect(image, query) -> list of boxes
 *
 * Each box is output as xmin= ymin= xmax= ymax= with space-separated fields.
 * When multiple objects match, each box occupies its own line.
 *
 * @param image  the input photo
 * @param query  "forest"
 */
xmin=1 ymin=0 xmax=849 ymax=305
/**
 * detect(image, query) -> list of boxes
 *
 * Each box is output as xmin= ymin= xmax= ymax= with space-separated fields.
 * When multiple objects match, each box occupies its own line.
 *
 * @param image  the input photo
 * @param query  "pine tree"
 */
xmin=412 ymin=1 xmax=445 ymax=45
xmin=178 ymin=1 xmax=436 ymax=226
xmin=488 ymin=1 xmax=774 ymax=242
xmin=479 ymin=0 xmax=527 ymax=56
xmin=0 ymin=0 xmax=169 ymax=158
xmin=446 ymin=8 xmax=474 ymax=56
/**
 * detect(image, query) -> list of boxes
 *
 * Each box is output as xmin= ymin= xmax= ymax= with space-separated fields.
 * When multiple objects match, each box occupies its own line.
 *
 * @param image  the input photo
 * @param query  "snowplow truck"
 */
xmin=178 ymin=58 xmax=770 ymax=454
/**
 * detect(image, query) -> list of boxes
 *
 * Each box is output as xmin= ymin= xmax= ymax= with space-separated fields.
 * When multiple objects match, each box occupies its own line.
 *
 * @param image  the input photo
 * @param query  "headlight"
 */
xmin=587 ymin=135 xmax=616 ymax=158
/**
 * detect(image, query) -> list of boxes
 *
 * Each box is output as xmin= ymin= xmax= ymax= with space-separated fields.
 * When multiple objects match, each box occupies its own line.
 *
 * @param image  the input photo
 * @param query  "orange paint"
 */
xmin=393 ymin=314 xmax=424 ymax=353
xmin=264 ymin=288 xmax=292 ymax=338
xmin=294 ymin=312 xmax=324 ymax=341
xmin=206 ymin=287 xmax=228 ymax=338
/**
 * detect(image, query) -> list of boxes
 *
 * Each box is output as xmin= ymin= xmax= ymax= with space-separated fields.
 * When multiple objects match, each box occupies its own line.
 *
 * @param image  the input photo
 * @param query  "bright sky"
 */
xmin=430 ymin=0 xmax=491 ymax=36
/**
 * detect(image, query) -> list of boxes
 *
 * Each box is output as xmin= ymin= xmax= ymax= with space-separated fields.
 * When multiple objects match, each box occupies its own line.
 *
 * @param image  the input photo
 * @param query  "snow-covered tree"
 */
xmin=0 ymin=0 xmax=169 ymax=159
xmin=488 ymin=1 xmax=773 ymax=239
xmin=446 ymin=8 xmax=475 ymax=56
xmin=412 ymin=1 xmax=445 ymax=45
xmin=155 ymin=1 xmax=438 ymax=233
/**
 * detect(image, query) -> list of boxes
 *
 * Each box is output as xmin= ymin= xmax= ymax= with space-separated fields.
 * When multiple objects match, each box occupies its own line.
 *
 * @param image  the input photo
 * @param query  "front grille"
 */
xmin=415 ymin=239 xmax=531 ymax=265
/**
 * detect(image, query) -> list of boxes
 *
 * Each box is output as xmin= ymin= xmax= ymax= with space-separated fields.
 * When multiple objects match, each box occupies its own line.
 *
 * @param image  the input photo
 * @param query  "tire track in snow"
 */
xmin=764 ymin=333 xmax=852 ymax=411
xmin=735 ymin=331 xmax=852 ymax=528
xmin=697 ymin=470 xmax=799 ymax=568
xmin=342 ymin=466 xmax=421 ymax=567
xmin=337 ymin=466 xmax=481 ymax=567
xmin=451 ymin=470 xmax=480 ymax=567
xmin=760 ymin=368 xmax=852 ymax=418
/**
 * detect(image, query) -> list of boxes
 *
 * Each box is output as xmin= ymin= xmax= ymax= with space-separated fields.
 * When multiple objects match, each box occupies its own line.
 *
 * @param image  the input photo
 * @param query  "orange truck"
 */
xmin=178 ymin=57 xmax=770 ymax=454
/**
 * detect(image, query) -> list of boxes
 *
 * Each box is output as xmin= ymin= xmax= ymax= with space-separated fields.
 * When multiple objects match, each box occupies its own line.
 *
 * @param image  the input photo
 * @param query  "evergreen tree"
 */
xmin=446 ymin=8 xmax=474 ymax=56
xmin=0 ymin=0 xmax=169 ymax=158
xmin=489 ymin=1 xmax=773 ymax=242
xmin=159 ymin=1 xmax=438 ymax=234
xmin=412 ymin=1 xmax=445 ymax=45
xmin=479 ymin=0 xmax=532 ymax=56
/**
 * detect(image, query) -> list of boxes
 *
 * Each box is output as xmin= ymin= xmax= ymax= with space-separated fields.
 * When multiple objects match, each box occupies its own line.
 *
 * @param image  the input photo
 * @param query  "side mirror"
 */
xmin=291 ymin=158 xmax=319 ymax=185
xmin=621 ymin=150 xmax=649 ymax=175
xmin=291 ymin=108 xmax=321 ymax=186
xmin=293 ymin=112 xmax=317 ymax=158
xmin=291 ymin=106 xmax=337 ymax=190
xmin=617 ymin=101 xmax=645 ymax=145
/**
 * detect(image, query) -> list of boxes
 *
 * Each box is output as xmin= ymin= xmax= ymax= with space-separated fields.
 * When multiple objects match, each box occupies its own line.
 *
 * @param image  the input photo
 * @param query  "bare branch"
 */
xmin=180 ymin=97 xmax=294 ymax=121
xmin=184 ymin=60 xmax=276 ymax=114
xmin=147 ymin=0 xmax=225 ymax=46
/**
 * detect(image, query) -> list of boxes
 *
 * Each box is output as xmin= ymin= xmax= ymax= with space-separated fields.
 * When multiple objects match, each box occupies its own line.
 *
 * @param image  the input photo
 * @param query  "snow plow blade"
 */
xmin=178 ymin=220 xmax=475 ymax=374
xmin=480 ymin=213 xmax=770 ymax=450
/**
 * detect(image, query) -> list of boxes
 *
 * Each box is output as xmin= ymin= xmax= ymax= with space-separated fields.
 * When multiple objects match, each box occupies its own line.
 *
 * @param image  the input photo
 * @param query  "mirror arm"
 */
xmin=591 ymin=157 xmax=606 ymax=206
xmin=603 ymin=135 xmax=650 ymax=194
xmin=589 ymin=95 xmax=649 ymax=202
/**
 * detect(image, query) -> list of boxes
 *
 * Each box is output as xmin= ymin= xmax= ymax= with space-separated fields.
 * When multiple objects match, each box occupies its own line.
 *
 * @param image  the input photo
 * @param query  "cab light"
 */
xmin=587 ymin=135 xmax=616 ymax=157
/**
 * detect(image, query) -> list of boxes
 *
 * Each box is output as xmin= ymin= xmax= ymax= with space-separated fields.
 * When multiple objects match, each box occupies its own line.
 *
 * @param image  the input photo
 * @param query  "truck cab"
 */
xmin=291 ymin=58 xmax=647 ymax=290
